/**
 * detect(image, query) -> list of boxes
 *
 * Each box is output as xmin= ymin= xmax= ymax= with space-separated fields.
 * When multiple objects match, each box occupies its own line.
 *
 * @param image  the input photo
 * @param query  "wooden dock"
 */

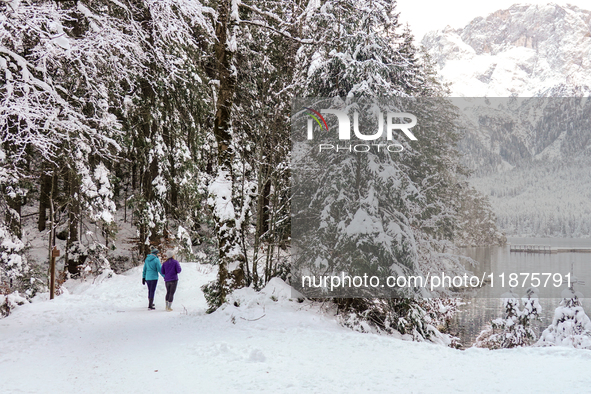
xmin=509 ymin=244 xmax=591 ymax=254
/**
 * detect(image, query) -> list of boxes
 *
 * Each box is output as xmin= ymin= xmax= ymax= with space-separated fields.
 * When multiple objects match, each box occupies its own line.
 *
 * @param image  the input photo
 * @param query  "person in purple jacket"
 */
xmin=161 ymin=249 xmax=182 ymax=311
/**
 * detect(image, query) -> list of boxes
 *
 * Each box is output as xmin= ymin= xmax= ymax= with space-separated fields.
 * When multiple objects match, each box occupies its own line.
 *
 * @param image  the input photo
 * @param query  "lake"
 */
xmin=451 ymin=237 xmax=591 ymax=347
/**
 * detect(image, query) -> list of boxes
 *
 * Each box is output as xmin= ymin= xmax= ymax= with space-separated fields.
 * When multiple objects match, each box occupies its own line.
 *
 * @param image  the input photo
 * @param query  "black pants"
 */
xmin=165 ymin=280 xmax=178 ymax=303
xmin=146 ymin=280 xmax=158 ymax=299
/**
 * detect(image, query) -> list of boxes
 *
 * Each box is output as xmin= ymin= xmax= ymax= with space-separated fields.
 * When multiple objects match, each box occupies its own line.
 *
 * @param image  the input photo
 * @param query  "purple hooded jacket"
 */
xmin=161 ymin=258 xmax=182 ymax=282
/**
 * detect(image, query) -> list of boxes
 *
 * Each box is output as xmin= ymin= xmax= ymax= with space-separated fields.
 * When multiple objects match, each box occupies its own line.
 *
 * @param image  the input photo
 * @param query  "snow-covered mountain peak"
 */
xmin=422 ymin=3 xmax=591 ymax=96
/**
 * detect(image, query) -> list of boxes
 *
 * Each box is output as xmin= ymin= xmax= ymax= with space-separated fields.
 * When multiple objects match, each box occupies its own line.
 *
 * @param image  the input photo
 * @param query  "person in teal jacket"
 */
xmin=142 ymin=248 xmax=163 ymax=310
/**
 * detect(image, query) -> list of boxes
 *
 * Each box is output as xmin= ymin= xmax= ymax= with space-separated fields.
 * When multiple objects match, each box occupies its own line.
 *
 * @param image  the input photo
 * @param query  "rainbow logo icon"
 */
xmin=305 ymin=107 xmax=328 ymax=139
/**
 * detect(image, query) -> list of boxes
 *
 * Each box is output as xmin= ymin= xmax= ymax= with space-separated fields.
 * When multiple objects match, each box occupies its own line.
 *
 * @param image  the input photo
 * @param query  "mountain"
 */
xmin=422 ymin=3 xmax=591 ymax=97
xmin=452 ymin=97 xmax=591 ymax=174
xmin=422 ymin=4 xmax=591 ymax=237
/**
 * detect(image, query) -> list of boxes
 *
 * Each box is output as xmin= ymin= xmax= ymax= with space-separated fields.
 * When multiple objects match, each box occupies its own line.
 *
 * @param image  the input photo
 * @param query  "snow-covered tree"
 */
xmin=538 ymin=287 xmax=591 ymax=349
xmin=296 ymin=0 xmax=432 ymax=98
xmin=118 ymin=0 xmax=214 ymax=258
xmin=0 ymin=0 xmax=216 ymax=283
xmin=454 ymin=183 xmax=507 ymax=246
xmin=0 ymin=0 xmax=505 ymax=332
xmin=474 ymin=288 xmax=541 ymax=349
xmin=287 ymin=0 xmax=486 ymax=341
xmin=203 ymin=0 xmax=307 ymax=308
xmin=1 ymin=0 xmax=128 ymax=278
xmin=230 ymin=0 xmax=302 ymax=289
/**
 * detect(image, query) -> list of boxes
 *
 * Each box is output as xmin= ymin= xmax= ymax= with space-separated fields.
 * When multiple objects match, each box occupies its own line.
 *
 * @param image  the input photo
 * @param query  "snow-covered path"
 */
xmin=2 ymin=264 xmax=591 ymax=393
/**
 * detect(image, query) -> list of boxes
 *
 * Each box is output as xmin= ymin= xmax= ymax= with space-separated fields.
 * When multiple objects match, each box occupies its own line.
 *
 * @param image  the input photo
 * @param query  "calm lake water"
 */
xmin=451 ymin=237 xmax=591 ymax=347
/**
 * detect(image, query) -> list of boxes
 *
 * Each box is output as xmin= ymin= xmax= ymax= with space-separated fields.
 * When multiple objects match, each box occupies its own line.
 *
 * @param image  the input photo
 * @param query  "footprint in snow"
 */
xmin=248 ymin=349 xmax=266 ymax=363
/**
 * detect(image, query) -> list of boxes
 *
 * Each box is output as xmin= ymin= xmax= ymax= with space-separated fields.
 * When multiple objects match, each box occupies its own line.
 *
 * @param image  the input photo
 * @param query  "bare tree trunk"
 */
xmin=47 ymin=172 xmax=56 ymax=287
xmin=66 ymin=169 xmax=80 ymax=275
xmin=256 ymin=176 xmax=271 ymax=241
xmin=252 ymin=159 xmax=271 ymax=288
xmin=38 ymin=173 xmax=51 ymax=232
xmin=5 ymin=190 xmax=22 ymax=239
xmin=137 ymin=78 xmax=158 ymax=258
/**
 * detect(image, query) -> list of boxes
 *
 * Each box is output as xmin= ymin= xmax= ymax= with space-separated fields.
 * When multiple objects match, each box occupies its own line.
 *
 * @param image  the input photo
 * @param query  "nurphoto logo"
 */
xmin=304 ymin=108 xmax=418 ymax=153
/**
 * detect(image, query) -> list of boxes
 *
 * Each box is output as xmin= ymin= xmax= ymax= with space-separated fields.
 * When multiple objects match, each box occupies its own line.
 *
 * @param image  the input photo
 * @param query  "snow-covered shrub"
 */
xmin=423 ymin=298 xmax=463 ymax=333
xmin=194 ymin=250 xmax=211 ymax=265
xmin=74 ymin=242 xmax=112 ymax=280
xmin=0 ymin=291 xmax=28 ymax=317
xmin=202 ymin=280 xmax=224 ymax=313
xmin=176 ymin=225 xmax=195 ymax=262
xmin=474 ymin=288 xmax=541 ymax=349
xmin=522 ymin=287 xmax=543 ymax=321
xmin=337 ymin=309 xmax=373 ymax=334
xmin=537 ymin=288 xmax=591 ymax=349
xmin=19 ymin=265 xmax=47 ymax=300
xmin=0 ymin=224 xmax=28 ymax=286
xmin=0 ymin=223 xmax=36 ymax=312
xmin=336 ymin=297 xmax=459 ymax=345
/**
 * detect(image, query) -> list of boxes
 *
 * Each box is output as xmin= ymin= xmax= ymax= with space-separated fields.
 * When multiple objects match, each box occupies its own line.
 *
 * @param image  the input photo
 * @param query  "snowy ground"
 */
xmin=2 ymin=264 xmax=591 ymax=393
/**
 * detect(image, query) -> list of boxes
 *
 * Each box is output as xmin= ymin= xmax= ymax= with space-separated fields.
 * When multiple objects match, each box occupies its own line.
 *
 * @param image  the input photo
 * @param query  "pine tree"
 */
xmin=117 ymin=0 xmax=213 ymax=259
xmin=290 ymin=0 xmax=474 ymax=341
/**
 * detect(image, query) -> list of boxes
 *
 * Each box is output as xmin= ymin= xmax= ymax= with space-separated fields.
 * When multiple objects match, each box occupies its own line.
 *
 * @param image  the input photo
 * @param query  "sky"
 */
xmin=396 ymin=0 xmax=591 ymax=42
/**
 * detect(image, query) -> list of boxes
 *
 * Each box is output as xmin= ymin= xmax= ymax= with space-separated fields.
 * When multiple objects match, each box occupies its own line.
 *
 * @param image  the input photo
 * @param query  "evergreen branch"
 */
xmin=238 ymin=19 xmax=316 ymax=45
xmin=238 ymin=3 xmax=285 ymax=25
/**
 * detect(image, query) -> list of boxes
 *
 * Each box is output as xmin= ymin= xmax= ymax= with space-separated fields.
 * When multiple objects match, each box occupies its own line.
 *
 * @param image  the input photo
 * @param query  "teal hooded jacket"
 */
xmin=142 ymin=254 xmax=163 ymax=281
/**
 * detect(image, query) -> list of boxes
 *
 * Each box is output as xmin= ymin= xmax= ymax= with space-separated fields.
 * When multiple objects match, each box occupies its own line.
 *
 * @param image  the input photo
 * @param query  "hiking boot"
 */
xmin=148 ymin=298 xmax=155 ymax=310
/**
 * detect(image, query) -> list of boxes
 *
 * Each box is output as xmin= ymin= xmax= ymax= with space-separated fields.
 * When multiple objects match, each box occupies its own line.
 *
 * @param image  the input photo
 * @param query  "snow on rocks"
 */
xmin=422 ymin=4 xmax=591 ymax=97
